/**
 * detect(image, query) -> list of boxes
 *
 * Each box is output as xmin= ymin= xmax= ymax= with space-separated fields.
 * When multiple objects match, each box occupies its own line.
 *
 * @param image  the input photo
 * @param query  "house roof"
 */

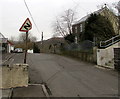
xmin=7 ymin=40 xmax=14 ymax=45
xmin=72 ymin=6 xmax=108 ymax=25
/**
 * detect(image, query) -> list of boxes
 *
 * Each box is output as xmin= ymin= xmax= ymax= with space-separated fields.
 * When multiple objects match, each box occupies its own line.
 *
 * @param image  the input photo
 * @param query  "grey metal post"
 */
xmin=24 ymin=31 xmax=28 ymax=64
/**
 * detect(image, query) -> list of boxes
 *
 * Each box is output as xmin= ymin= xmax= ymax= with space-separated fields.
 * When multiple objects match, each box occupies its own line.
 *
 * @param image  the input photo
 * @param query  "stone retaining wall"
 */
xmin=62 ymin=51 xmax=95 ymax=63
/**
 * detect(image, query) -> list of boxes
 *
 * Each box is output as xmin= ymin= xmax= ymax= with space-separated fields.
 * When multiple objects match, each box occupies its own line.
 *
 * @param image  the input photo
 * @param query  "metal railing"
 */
xmin=100 ymin=35 xmax=120 ymax=48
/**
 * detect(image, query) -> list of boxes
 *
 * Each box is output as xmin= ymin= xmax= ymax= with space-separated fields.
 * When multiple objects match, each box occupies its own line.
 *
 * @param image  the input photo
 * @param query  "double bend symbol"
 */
xmin=24 ymin=23 xmax=31 ymax=30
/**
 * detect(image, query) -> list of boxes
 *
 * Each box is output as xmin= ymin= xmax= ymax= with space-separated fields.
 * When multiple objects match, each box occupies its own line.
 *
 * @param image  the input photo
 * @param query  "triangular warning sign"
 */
xmin=19 ymin=18 xmax=32 ymax=32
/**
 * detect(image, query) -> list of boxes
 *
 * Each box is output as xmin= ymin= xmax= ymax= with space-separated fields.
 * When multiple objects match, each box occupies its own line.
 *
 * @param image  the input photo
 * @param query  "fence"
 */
xmin=114 ymin=48 xmax=120 ymax=71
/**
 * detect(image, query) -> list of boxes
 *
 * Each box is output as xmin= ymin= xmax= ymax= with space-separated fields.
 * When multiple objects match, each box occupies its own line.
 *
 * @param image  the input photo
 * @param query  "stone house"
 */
xmin=72 ymin=6 xmax=119 ymax=43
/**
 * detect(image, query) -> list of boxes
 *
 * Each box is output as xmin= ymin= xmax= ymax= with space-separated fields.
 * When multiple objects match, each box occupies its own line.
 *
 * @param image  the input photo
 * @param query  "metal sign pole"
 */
xmin=19 ymin=18 xmax=32 ymax=63
xmin=24 ymin=31 xmax=28 ymax=64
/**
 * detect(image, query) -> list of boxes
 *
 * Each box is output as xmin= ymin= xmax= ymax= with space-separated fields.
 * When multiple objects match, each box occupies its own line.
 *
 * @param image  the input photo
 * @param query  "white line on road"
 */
xmin=41 ymin=84 xmax=50 ymax=98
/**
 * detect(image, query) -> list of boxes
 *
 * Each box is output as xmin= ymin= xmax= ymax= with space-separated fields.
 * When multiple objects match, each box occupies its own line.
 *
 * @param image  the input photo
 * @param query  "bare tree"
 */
xmin=19 ymin=32 xmax=37 ymax=42
xmin=19 ymin=33 xmax=26 ymax=42
xmin=53 ymin=9 xmax=76 ymax=37
xmin=16 ymin=32 xmax=37 ymax=50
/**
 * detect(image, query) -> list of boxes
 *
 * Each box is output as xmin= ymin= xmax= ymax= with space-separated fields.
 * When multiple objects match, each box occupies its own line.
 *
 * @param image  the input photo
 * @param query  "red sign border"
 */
xmin=19 ymin=18 xmax=32 ymax=32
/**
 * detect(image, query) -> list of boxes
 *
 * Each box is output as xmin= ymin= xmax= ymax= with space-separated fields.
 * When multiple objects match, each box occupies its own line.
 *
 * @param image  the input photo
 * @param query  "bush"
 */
xmin=64 ymin=34 xmax=75 ymax=43
xmin=33 ymin=43 xmax=40 ymax=53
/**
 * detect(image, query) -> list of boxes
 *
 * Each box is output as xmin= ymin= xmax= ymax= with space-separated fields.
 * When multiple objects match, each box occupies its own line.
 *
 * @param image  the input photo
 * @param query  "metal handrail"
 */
xmin=100 ymin=34 xmax=120 ymax=48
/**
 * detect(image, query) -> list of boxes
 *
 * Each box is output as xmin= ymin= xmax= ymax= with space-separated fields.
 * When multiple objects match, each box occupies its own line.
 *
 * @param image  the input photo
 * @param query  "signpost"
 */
xmin=19 ymin=18 xmax=32 ymax=63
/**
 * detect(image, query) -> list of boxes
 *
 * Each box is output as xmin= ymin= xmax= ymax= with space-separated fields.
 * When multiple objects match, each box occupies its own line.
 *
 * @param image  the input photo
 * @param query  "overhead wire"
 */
xmin=71 ymin=0 xmax=88 ymax=12
xmin=23 ymin=0 xmax=41 ymax=34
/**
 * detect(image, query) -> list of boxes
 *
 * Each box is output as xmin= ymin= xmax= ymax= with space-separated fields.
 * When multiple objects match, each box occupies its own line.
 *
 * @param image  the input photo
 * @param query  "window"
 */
xmin=75 ymin=36 xmax=77 ymax=44
xmin=80 ymin=24 xmax=83 ymax=32
xmin=75 ymin=26 xmax=77 ymax=33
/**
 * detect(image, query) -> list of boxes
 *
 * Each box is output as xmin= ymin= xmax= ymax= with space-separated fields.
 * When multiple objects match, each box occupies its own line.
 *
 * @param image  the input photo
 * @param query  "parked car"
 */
xmin=14 ymin=48 xmax=23 ymax=53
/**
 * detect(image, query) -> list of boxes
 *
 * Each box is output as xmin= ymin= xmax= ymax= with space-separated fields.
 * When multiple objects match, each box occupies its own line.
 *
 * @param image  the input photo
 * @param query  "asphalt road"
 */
xmin=12 ymin=53 xmax=118 ymax=97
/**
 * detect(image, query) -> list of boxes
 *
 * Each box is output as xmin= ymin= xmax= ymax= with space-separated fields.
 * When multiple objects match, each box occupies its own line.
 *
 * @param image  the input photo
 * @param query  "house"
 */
xmin=72 ymin=6 xmax=119 ymax=43
xmin=0 ymin=33 xmax=14 ymax=53
xmin=7 ymin=40 xmax=14 ymax=53
xmin=0 ymin=39 xmax=14 ymax=53
xmin=72 ymin=6 xmax=120 ymax=70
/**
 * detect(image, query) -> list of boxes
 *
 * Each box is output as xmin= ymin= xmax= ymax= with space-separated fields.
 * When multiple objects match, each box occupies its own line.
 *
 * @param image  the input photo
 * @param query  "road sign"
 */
xmin=19 ymin=18 xmax=32 ymax=32
xmin=19 ymin=18 xmax=32 ymax=63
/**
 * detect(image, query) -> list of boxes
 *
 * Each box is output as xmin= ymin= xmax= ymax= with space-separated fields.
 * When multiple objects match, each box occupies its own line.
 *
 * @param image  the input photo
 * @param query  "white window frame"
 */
xmin=80 ymin=24 xmax=83 ymax=32
xmin=75 ymin=26 xmax=77 ymax=33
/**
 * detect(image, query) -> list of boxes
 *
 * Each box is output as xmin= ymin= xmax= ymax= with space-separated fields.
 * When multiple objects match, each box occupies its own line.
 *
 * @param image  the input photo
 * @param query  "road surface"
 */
xmin=11 ymin=53 xmax=118 ymax=97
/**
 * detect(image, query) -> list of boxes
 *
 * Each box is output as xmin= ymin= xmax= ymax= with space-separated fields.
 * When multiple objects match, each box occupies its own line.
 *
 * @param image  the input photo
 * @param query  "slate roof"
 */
xmin=72 ymin=7 xmax=108 ymax=25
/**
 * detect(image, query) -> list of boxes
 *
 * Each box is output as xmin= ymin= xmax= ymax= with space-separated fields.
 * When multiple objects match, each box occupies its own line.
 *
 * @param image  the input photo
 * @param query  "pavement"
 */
xmin=12 ymin=85 xmax=45 ymax=98
xmin=1 ymin=53 xmax=15 ymax=66
xmin=1 ymin=85 xmax=46 ymax=98
xmin=1 ymin=89 xmax=12 ymax=98
xmin=0 ymin=53 xmax=46 ymax=98
xmin=0 ymin=53 xmax=13 ymax=99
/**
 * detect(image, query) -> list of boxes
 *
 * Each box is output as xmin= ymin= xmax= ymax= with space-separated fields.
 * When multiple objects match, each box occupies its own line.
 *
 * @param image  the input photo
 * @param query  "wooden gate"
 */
xmin=114 ymin=48 xmax=120 ymax=71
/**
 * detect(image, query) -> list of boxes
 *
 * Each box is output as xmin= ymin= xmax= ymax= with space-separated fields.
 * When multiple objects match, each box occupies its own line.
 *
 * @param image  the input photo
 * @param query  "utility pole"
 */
xmin=41 ymin=32 xmax=43 ymax=44
xmin=41 ymin=32 xmax=44 ymax=52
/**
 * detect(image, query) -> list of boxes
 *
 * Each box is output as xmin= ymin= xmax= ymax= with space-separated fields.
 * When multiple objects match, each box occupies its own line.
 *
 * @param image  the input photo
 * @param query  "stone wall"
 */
xmin=0 ymin=64 xmax=28 ymax=89
xmin=100 ymin=7 xmax=119 ymax=35
xmin=61 ymin=51 xmax=95 ymax=63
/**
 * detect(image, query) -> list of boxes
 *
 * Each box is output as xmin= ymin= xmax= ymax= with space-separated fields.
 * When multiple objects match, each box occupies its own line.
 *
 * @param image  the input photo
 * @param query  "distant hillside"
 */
xmin=36 ymin=37 xmax=65 ymax=53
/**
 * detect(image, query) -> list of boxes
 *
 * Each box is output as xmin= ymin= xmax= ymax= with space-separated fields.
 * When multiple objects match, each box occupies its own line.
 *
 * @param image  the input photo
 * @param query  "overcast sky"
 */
xmin=0 ymin=0 xmax=119 ymax=41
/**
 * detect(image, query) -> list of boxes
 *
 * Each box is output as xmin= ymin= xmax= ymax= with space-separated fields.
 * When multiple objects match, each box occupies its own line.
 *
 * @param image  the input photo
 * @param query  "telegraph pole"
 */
xmin=41 ymin=32 xmax=44 ymax=52
xmin=41 ymin=32 xmax=43 ymax=44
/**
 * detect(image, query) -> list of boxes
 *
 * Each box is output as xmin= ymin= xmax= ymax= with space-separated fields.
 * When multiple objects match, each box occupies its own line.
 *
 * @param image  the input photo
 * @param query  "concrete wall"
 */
xmin=0 ymin=64 xmax=28 ymax=89
xmin=97 ymin=42 xmax=120 ymax=68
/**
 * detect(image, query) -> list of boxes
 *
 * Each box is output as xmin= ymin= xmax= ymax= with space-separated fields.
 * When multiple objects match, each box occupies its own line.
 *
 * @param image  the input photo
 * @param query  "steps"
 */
xmin=97 ymin=35 xmax=120 ymax=69
xmin=100 ymin=35 xmax=120 ymax=48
